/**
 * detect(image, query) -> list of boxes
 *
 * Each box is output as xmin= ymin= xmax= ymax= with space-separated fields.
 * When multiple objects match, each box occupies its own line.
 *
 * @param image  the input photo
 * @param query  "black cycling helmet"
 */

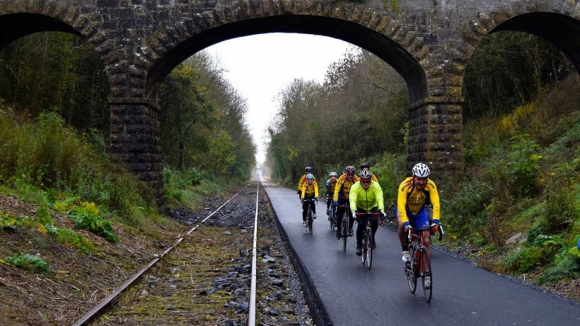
xmin=345 ymin=166 xmax=355 ymax=175
xmin=305 ymin=166 xmax=312 ymax=173
xmin=360 ymin=162 xmax=370 ymax=170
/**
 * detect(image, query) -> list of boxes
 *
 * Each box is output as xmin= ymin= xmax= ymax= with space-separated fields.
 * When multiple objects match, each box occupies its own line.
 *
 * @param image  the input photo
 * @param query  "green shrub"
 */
xmin=538 ymin=250 xmax=580 ymax=284
xmin=0 ymin=210 xmax=19 ymax=229
xmin=45 ymin=225 xmax=94 ymax=254
xmin=3 ymin=252 xmax=49 ymax=274
xmin=505 ymin=246 xmax=544 ymax=273
xmin=506 ymin=231 xmax=564 ymax=274
xmin=35 ymin=204 xmax=53 ymax=226
xmin=69 ymin=202 xmax=118 ymax=243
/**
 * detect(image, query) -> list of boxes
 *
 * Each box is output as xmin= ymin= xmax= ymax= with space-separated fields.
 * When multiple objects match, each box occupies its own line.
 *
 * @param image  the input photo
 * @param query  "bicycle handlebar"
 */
xmin=406 ymin=224 xmax=445 ymax=242
xmin=355 ymin=211 xmax=382 ymax=216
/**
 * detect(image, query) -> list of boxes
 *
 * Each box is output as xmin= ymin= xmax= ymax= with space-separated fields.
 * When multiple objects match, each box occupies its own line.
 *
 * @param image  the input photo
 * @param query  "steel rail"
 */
xmin=72 ymin=192 xmax=241 ymax=326
xmin=248 ymin=180 xmax=260 ymax=325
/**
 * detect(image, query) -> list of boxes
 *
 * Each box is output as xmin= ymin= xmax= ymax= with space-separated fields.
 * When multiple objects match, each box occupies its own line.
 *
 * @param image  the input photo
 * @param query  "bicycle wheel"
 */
xmin=308 ymin=208 xmax=313 ymax=235
xmin=406 ymin=245 xmax=417 ymax=293
xmin=361 ymin=233 xmax=367 ymax=265
xmin=342 ymin=218 xmax=348 ymax=252
xmin=329 ymin=207 xmax=335 ymax=231
xmin=421 ymin=249 xmax=432 ymax=302
xmin=366 ymin=231 xmax=373 ymax=270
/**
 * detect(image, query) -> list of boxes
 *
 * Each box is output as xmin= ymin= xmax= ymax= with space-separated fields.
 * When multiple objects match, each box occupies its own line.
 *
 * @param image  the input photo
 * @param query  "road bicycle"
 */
xmin=355 ymin=211 xmax=382 ymax=270
xmin=302 ymin=198 xmax=317 ymax=235
xmin=337 ymin=204 xmax=352 ymax=252
xmin=328 ymin=199 xmax=337 ymax=231
xmin=404 ymin=224 xmax=444 ymax=302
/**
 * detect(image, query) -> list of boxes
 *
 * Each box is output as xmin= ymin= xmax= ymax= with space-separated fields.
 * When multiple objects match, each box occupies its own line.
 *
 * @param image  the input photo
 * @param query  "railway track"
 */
xmin=72 ymin=182 xmax=313 ymax=325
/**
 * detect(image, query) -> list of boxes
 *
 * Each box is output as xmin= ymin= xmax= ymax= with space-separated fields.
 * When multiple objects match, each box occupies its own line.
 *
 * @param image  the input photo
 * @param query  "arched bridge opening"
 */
xmin=491 ymin=12 xmax=580 ymax=76
xmin=146 ymin=15 xmax=428 ymax=104
xmin=0 ymin=13 xmax=82 ymax=51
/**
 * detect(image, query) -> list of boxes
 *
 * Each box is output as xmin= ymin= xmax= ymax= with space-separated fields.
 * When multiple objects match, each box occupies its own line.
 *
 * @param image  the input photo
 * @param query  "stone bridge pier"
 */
xmin=3 ymin=0 xmax=580 ymax=203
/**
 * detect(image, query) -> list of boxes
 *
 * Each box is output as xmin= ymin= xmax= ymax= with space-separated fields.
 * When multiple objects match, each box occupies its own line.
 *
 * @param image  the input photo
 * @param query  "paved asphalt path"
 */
xmin=262 ymin=182 xmax=580 ymax=326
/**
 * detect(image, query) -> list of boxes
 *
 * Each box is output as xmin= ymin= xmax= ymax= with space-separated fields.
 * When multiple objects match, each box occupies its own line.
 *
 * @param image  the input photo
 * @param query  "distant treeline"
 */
xmin=0 ymin=32 xmax=256 ymax=184
xmin=264 ymin=31 xmax=574 ymax=185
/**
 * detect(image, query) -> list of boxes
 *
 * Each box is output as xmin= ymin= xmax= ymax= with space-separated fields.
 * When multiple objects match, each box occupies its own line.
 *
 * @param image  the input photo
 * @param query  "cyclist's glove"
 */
xmin=403 ymin=221 xmax=411 ymax=232
xmin=430 ymin=219 xmax=440 ymax=232
xmin=380 ymin=210 xmax=386 ymax=218
xmin=297 ymin=190 xmax=301 ymax=195
xmin=352 ymin=211 xmax=357 ymax=219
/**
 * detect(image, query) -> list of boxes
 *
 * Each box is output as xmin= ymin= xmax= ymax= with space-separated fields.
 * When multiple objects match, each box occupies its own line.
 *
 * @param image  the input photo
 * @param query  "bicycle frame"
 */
xmin=336 ymin=203 xmax=351 ymax=252
xmin=405 ymin=227 xmax=432 ymax=302
xmin=302 ymin=198 xmax=316 ymax=235
xmin=355 ymin=210 xmax=381 ymax=270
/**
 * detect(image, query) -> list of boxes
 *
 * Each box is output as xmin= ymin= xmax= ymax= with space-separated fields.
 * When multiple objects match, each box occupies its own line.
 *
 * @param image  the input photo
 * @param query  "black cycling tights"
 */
xmin=356 ymin=207 xmax=379 ymax=246
xmin=301 ymin=198 xmax=316 ymax=221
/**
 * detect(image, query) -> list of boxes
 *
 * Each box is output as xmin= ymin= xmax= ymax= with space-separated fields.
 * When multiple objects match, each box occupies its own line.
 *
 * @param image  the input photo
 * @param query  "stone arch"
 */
xmin=142 ymin=10 xmax=429 ymax=104
xmin=461 ymin=2 xmax=580 ymax=73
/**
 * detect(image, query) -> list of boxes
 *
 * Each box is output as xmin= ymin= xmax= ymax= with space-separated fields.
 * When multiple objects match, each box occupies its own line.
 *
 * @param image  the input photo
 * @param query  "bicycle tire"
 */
xmin=359 ymin=231 xmax=364 ymax=264
xmin=329 ymin=207 xmax=335 ymax=231
xmin=421 ymin=249 xmax=432 ymax=302
xmin=406 ymin=244 xmax=417 ymax=293
xmin=342 ymin=218 xmax=348 ymax=252
xmin=366 ymin=231 xmax=373 ymax=270
xmin=308 ymin=208 xmax=313 ymax=235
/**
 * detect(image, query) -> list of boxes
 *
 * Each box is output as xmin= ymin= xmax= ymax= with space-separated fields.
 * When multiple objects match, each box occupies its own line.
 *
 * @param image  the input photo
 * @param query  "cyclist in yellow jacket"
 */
xmin=300 ymin=173 xmax=319 ymax=229
xmin=397 ymin=163 xmax=441 ymax=263
xmin=297 ymin=166 xmax=317 ymax=198
xmin=350 ymin=170 xmax=385 ymax=256
xmin=333 ymin=166 xmax=359 ymax=240
xmin=325 ymin=172 xmax=338 ymax=217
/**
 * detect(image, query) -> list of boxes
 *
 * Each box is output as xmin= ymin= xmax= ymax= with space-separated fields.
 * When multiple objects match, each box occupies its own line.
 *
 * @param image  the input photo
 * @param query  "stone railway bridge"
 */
xmin=2 ymin=0 xmax=580 ymax=201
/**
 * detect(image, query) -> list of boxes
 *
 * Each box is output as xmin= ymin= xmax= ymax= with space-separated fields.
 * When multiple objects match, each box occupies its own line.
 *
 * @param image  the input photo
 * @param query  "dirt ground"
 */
xmin=0 ymin=184 xmax=313 ymax=326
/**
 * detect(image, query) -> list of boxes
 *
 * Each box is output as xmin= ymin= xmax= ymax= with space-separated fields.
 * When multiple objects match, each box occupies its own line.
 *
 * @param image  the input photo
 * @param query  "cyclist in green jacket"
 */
xmin=350 ymin=170 xmax=385 ymax=256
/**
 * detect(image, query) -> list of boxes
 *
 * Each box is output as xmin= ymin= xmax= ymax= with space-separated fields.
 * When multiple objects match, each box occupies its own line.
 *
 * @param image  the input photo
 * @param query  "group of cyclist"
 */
xmin=297 ymin=162 xmax=441 ymax=262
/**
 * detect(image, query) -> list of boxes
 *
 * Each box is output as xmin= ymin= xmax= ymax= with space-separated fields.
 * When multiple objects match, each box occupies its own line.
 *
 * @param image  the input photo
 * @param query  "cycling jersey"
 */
xmin=349 ymin=181 xmax=384 ymax=211
xmin=325 ymin=178 xmax=337 ymax=197
xmin=300 ymin=181 xmax=319 ymax=198
xmin=333 ymin=174 xmax=360 ymax=201
xmin=298 ymin=174 xmax=317 ymax=191
xmin=397 ymin=176 xmax=440 ymax=225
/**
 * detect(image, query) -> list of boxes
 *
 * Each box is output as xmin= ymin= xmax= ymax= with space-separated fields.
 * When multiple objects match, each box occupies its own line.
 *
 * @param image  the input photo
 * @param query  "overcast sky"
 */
xmin=204 ymin=33 xmax=355 ymax=165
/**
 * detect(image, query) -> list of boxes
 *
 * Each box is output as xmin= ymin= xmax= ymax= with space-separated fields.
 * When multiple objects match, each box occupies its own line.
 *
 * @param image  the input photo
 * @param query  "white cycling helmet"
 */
xmin=329 ymin=172 xmax=338 ymax=177
xmin=412 ymin=163 xmax=430 ymax=177
xmin=359 ymin=170 xmax=372 ymax=179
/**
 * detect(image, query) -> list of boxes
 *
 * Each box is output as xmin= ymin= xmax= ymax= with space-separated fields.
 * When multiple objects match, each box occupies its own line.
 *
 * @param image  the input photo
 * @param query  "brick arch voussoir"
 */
xmin=0 ymin=1 xmax=122 ymax=96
